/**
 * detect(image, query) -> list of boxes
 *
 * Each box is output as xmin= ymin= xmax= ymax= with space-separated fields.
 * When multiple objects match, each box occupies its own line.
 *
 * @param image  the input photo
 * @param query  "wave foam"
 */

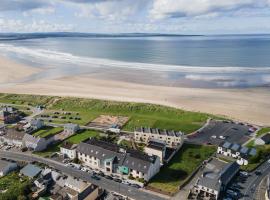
xmin=0 ymin=43 xmax=270 ymax=74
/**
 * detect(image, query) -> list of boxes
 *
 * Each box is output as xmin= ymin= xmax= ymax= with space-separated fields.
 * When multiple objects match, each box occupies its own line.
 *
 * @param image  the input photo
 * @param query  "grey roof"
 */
xmin=30 ymin=119 xmax=43 ymax=126
xmin=4 ymin=129 xmax=25 ymax=141
xmin=240 ymin=146 xmax=249 ymax=154
xmin=77 ymin=139 xmax=156 ymax=173
xmin=136 ymin=127 xmax=183 ymax=137
xmin=147 ymin=140 xmax=166 ymax=151
xmin=249 ymin=148 xmax=257 ymax=156
xmin=197 ymin=159 xmax=239 ymax=191
xmin=231 ymin=143 xmax=241 ymax=152
xmin=261 ymin=134 xmax=270 ymax=144
xmin=0 ymin=160 xmax=16 ymax=171
xmin=20 ymin=164 xmax=42 ymax=178
xmin=222 ymin=141 xmax=232 ymax=149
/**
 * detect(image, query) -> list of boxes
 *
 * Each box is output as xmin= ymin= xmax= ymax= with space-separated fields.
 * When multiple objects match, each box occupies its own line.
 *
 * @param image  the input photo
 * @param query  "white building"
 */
xmin=0 ymin=129 xmax=25 ymax=147
xmin=24 ymin=119 xmax=44 ymax=132
xmin=0 ymin=160 xmax=17 ymax=177
xmin=255 ymin=133 xmax=270 ymax=146
xmin=23 ymin=134 xmax=54 ymax=152
xmin=217 ymin=142 xmax=257 ymax=165
xmin=76 ymin=138 xmax=160 ymax=182
xmin=60 ymin=141 xmax=77 ymax=159
xmin=144 ymin=140 xmax=166 ymax=164
xmin=134 ymin=127 xmax=184 ymax=148
xmin=64 ymin=123 xmax=80 ymax=135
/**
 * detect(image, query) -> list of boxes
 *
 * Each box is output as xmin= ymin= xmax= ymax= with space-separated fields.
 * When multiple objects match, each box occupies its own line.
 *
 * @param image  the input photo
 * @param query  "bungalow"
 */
xmin=64 ymin=123 xmax=80 ymax=135
xmin=24 ymin=119 xmax=45 ymax=133
xmin=60 ymin=141 xmax=77 ymax=159
xmin=255 ymin=133 xmax=270 ymax=146
xmin=0 ymin=129 xmax=25 ymax=147
xmin=0 ymin=160 xmax=17 ymax=177
xmin=23 ymin=133 xmax=54 ymax=152
xmin=217 ymin=142 xmax=257 ymax=165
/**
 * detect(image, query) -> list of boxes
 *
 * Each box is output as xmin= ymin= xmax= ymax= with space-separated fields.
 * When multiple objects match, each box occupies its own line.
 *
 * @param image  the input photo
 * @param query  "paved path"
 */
xmin=0 ymin=150 xmax=167 ymax=200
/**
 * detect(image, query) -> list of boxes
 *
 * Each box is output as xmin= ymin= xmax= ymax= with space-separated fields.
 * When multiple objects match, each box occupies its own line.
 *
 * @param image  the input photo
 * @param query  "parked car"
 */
xmin=240 ymin=171 xmax=249 ymax=177
xmin=219 ymin=135 xmax=226 ymax=139
xmin=130 ymin=184 xmax=141 ymax=189
xmin=91 ymin=175 xmax=100 ymax=180
xmin=114 ymin=178 xmax=122 ymax=183
xmin=105 ymin=175 xmax=113 ymax=180
xmin=211 ymin=135 xmax=217 ymax=139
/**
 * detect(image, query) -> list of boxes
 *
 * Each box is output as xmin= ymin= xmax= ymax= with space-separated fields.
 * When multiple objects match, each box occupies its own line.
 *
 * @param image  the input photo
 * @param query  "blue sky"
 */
xmin=1 ymin=0 xmax=270 ymax=34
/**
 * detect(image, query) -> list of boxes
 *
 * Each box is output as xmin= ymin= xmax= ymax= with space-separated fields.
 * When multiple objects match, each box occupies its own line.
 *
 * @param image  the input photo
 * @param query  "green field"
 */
xmin=148 ymin=144 xmax=216 ymax=194
xmin=0 ymin=93 xmax=217 ymax=134
xmin=256 ymin=127 xmax=270 ymax=137
xmin=50 ymin=97 xmax=215 ymax=134
xmin=0 ymin=172 xmax=31 ymax=199
xmin=32 ymin=126 xmax=63 ymax=138
xmin=66 ymin=130 xmax=99 ymax=144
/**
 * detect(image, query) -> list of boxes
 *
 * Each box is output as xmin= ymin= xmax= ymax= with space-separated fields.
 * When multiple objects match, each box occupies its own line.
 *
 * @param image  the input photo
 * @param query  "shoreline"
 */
xmin=1 ymin=55 xmax=270 ymax=126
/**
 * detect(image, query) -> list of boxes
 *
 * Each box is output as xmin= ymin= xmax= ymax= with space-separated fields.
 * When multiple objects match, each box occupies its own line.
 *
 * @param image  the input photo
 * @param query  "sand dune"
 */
xmin=0 ymin=56 xmax=270 ymax=126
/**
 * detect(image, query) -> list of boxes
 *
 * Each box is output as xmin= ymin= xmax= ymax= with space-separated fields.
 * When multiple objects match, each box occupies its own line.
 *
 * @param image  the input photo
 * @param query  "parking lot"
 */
xmin=187 ymin=120 xmax=253 ymax=146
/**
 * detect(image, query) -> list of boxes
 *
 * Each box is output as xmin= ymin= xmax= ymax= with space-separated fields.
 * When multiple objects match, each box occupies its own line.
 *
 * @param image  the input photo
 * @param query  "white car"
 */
xmin=240 ymin=171 xmax=248 ymax=177
xmin=211 ymin=135 xmax=217 ymax=139
xmin=268 ymin=159 xmax=270 ymax=164
xmin=219 ymin=135 xmax=226 ymax=139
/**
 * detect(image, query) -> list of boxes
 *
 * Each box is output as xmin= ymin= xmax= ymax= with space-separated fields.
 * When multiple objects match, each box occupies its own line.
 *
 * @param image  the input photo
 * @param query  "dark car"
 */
xmin=255 ymin=171 xmax=262 ymax=176
xmin=105 ymin=175 xmax=113 ymax=180
xmin=91 ymin=175 xmax=100 ymax=180
xmin=114 ymin=178 xmax=122 ymax=183
xmin=131 ymin=184 xmax=141 ymax=189
xmin=98 ymin=172 xmax=105 ymax=177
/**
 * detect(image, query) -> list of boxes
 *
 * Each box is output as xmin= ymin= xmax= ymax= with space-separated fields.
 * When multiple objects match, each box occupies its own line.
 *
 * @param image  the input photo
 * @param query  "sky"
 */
xmin=1 ymin=0 xmax=270 ymax=34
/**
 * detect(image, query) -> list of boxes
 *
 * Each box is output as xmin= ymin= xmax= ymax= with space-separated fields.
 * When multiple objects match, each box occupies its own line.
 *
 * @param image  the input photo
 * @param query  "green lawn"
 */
xmin=67 ymin=130 xmax=99 ymax=144
xmin=119 ymin=139 xmax=133 ymax=149
xmin=0 ymin=172 xmax=31 ymax=199
xmin=148 ymin=144 xmax=216 ymax=194
xmin=32 ymin=126 xmax=63 ymax=138
xmin=245 ymin=139 xmax=255 ymax=148
xmin=257 ymin=127 xmax=270 ymax=137
xmin=50 ymin=97 xmax=216 ymax=134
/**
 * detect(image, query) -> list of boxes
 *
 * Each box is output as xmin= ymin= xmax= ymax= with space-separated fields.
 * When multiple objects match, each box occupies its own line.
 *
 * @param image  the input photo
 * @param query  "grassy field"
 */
xmin=66 ymin=130 xmax=99 ymax=144
xmin=119 ymin=139 xmax=133 ymax=149
xmin=32 ymin=126 xmax=63 ymax=138
xmin=245 ymin=139 xmax=255 ymax=148
xmin=257 ymin=127 xmax=270 ymax=136
xmin=148 ymin=144 xmax=216 ymax=194
xmin=0 ymin=93 xmax=53 ymax=106
xmin=0 ymin=172 xmax=31 ymax=199
xmin=50 ymin=97 xmax=215 ymax=134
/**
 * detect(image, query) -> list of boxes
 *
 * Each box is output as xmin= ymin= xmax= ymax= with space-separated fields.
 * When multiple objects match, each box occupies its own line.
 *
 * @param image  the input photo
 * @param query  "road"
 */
xmin=239 ymin=160 xmax=270 ymax=200
xmin=0 ymin=150 xmax=166 ymax=200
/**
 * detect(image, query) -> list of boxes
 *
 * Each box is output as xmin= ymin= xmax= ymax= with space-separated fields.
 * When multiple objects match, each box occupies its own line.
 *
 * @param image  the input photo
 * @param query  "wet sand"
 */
xmin=1 ymin=56 xmax=270 ymax=126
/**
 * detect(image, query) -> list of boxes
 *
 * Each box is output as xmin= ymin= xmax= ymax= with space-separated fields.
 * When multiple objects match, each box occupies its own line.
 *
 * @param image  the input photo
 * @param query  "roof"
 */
xmin=77 ymin=138 xmax=157 ymax=173
xmin=30 ymin=119 xmax=43 ymax=126
xmin=146 ymin=140 xmax=166 ymax=151
xmin=20 ymin=164 xmax=42 ymax=178
xmin=261 ymin=133 xmax=270 ymax=144
xmin=4 ymin=129 xmax=25 ymax=141
xmin=64 ymin=123 xmax=79 ymax=129
xmin=221 ymin=141 xmax=232 ymax=149
xmin=23 ymin=133 xmax=42 ymax=144
xmin=231 ymin=143 xmax=240 ymax=152
xmin=61 ymin=141 xmax=77 ymax=150
xmin=65 ymin=176 xmax=92 ymax=192
xmin=249 ymin=148 xmax=257 ymax=156
xmin=135 ymin=127 xmax=183 ymax=137
xmin=0 ymin=160 xmax=16 ymax=171
xmin=196 ymin=158 xmax=239 ymax=191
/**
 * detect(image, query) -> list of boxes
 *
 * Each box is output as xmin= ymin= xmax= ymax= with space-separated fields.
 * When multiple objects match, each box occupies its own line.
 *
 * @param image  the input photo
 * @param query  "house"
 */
xmin=193 ymin=158 xmax=240 ymax=200
xmin=60 ymin=141 xmax=77 ymax=159
xmin=64 ymin=176 xmax=100 ymax=200
xmin=20 ymin=164 xmax=42 ymax=179
xmin=0 ymin=129 xmax=25 ymax=147
xmin=0 ymin=107 xmax=21 ymax=124
xmin=0 ymin=160 xmax=17 ymax=177
xmin=217 ymin=142 xmax=257 ymax=165
xmin=24 ymin=119 xmax=45 ymax=133
xmin=64 ymin=124 xmax=80 ymax=135
xmin=144 ymin=140 xmax=166 ymax=164
xmin=255 ymin=133 xmax=270 ymax=146
xmin=134 ymin=127 xmax=184 ymax=148
xmin=76 ymin=138 xmax=160 ymax=181
xmin=23 ymin=133 xmax=54 ymax=152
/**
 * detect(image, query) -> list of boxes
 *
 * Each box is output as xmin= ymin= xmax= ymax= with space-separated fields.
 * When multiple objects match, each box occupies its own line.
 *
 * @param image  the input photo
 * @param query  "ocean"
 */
xmin=0 ymin=33 xmax=270 ymax=88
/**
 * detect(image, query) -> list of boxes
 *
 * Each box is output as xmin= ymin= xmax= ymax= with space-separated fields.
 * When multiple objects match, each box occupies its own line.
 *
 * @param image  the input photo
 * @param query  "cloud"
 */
xmin=150 ymin=0 xmax=270 ymax=19
xmin=0 ymin=18 xmax=74 ymax=32
xmin=0 ymin=0 xmax=54 ymax=12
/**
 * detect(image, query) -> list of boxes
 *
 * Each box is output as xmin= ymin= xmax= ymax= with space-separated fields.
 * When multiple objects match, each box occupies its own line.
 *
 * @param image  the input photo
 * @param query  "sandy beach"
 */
xmin=0 ymin=56 xmax=270 ymax=126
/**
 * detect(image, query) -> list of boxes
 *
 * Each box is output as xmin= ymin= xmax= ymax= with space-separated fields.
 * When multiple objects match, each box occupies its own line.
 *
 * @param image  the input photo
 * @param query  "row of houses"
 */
xmin=0 ymin=123 xmax=80 ymax=152
xmin=217 ymin=141 xmax=256 ymax=165
xmin=61 ymin=138 xmax=160 ymax=182
xmin=134 ymin=127 xmax=184 ymax=148
xmin=0 ymin=106 xmax=22 ymax=124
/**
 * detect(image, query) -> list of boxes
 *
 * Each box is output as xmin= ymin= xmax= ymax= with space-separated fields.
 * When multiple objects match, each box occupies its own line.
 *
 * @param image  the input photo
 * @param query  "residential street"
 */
xmin=0 ymin=150 xmax=167 ymax=200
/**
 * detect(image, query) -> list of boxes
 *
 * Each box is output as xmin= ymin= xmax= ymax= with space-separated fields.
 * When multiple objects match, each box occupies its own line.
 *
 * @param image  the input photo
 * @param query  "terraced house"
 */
xmin=134 ymin=127 xmax=184 ymax=148
xmin=76 ymin=138 xmax=160 ymax=181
